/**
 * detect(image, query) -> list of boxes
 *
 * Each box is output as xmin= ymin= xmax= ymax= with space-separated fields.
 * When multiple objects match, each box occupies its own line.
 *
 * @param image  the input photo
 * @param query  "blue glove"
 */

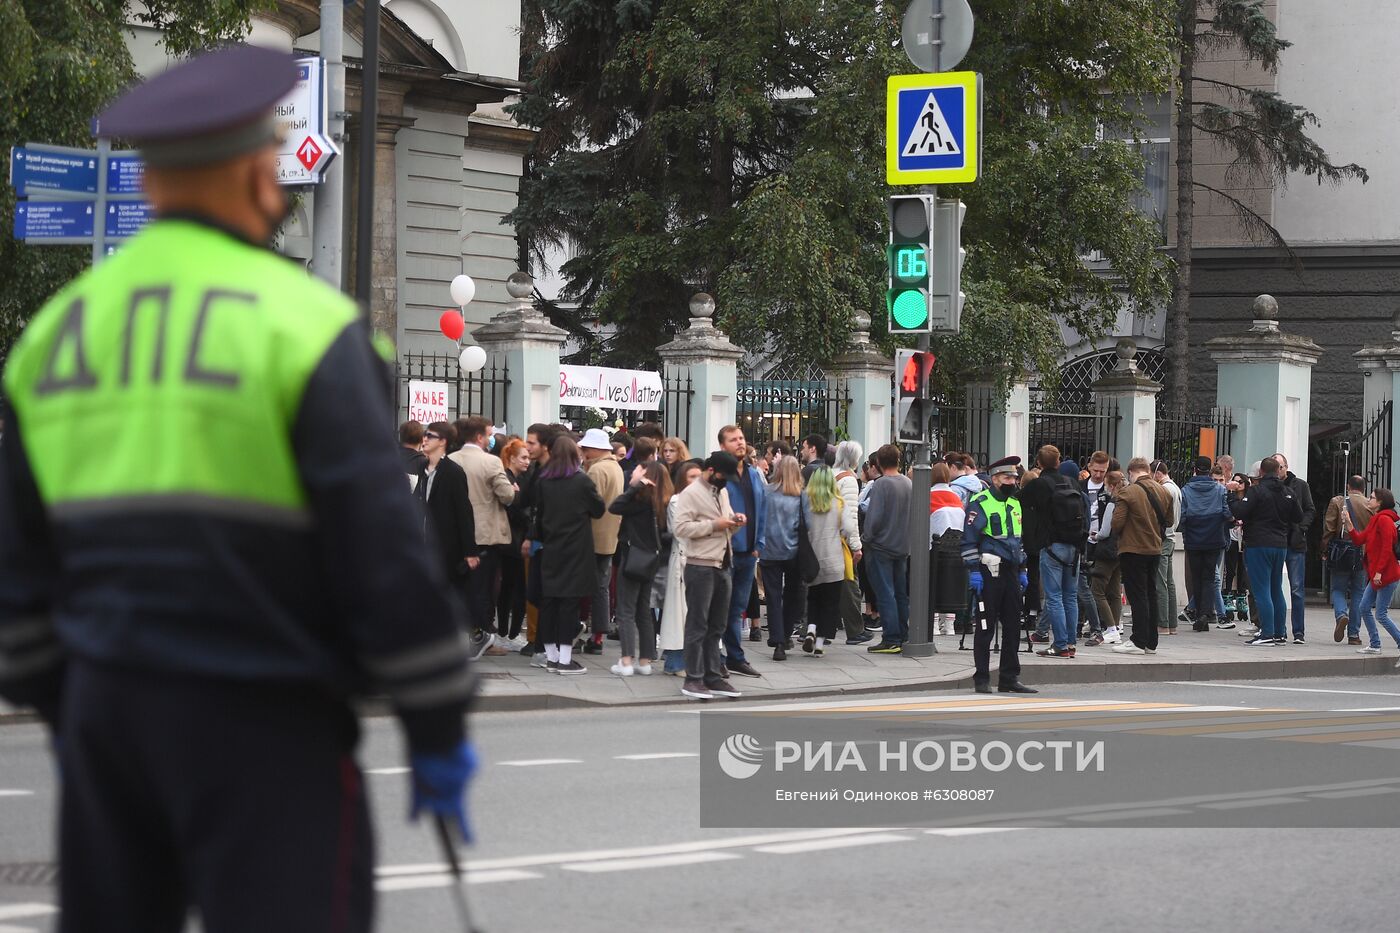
xmin=1018 ymin=570 xmax=1029 ymax=589
xmin=410 ymin=740 xmax=478 ymax=843
xmin=968 ymin=571 xmax=983 ymax=595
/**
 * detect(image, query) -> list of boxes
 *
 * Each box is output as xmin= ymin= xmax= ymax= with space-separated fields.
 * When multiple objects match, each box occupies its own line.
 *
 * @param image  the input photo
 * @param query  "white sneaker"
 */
xmin=634 ymin=663 xmax=654 ymax=676
xmin=1102 ymin=628 xmax=1122 ymax=644
xmin=610 ymin=662 xmax=634 ymax=677
xmin=1357 ymin=646 xmax=1382 ymax=655
xmin=1239 ymin=626 xmax=1260 ymax=638
xmin=529 ymin=654 xmax=551 ymax=669
xmin=1112 ymin=643 xmax=1146 ymax=655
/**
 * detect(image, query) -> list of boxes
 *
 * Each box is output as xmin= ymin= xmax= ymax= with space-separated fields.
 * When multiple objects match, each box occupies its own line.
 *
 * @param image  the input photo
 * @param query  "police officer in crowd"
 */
xmin=0 ymin=45 xmax=475 ymax=932
xmin=961 ymin=456 xmax=1038 ymax=695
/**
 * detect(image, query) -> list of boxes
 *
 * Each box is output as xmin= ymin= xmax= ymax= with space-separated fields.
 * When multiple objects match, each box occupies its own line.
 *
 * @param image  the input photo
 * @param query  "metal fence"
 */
xmin=1027 ymin=397 xmax=1119 ymax=468
xmin=397 ymin=352 xmax=509 ymax=427
xmin=928 ymin=391 xmax=990 ymax=467
xmin=1359 ymin=399 xmax=1393 ymax=493
xmin=735 ymin=373 xmax=849 ymax=450
xmin=1153 ymin=408 xmax=1236 ymax=483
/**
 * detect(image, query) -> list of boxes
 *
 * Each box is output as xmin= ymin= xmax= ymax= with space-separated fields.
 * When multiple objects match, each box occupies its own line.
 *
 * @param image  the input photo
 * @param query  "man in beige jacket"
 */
xmin=1321 ymin=474 xmax=1375 ymax=644
xmin=672 ymin=451 xmax=744 ymax=700
xmin=580 ymin=428 xmax=625 ymax=652
xmin=449 ymin=416 xmax=516 ymax=655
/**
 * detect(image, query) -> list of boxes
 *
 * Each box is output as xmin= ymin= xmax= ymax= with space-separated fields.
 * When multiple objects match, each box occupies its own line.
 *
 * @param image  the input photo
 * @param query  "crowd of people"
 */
xmin=399 ymin=417 xmax=1400 ymax=699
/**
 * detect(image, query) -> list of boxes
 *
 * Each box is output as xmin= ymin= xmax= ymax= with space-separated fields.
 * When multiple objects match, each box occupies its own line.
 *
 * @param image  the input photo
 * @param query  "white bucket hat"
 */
xmin=579 ymin=428 xmax=613 ymax=450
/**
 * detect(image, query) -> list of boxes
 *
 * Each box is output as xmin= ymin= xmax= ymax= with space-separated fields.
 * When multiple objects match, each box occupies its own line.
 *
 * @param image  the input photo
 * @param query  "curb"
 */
xmin=4 ymin=656 xmax=1392 ymax=724
xmin=464 ymin=654 xmax=1398 ymax=714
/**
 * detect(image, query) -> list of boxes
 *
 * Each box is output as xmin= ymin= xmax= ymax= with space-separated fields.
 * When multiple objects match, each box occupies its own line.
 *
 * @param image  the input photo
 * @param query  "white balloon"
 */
xmin=450 ymin=274 xmax=476 ymax=307
xmin=459 ymin=345 xmax=488 ymax=373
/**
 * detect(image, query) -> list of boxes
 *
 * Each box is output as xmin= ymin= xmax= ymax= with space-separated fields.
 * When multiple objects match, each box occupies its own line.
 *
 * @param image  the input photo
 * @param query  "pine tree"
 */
xmin=1166 ymin=0 xmax=1368 ymax=408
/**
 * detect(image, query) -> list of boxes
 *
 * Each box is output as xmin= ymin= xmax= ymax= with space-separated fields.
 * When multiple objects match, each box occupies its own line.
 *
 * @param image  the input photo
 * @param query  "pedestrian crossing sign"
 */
xmin=886 ymin=72 xmax=982 ymax=185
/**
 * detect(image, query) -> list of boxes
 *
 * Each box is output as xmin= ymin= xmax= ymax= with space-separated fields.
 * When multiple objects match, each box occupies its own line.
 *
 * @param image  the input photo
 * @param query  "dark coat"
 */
xmin=1179 ymin=474 xmax=1233 ymax=551
xmin=504 ymin=467 xmax=530 ymax=551
xmin=1229 ymin=475 xmax=1302 ymax=549
xmin=533 ymin=470 xmax=606 ymax=598
xmin=418 ymin=456 xmax=477 ymax=579
xmin=1282 ymin=471 xmax=1315 ymax=552
xmin=399 ymin=445 xmax=428 ymax=478
xmin=610 ymin=483 xmax=666 ymax=552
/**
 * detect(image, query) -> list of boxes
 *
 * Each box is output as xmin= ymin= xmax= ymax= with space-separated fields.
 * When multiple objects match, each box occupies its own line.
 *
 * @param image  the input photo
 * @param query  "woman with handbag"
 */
xmin=1089 ymin=470 xmax=1126 ymax=645
xmin=659 ymin=460 xmax=704 ymax=674
xmin=799 ymin=466 xmax=853 ymax=657
xmin=608 ymin=461 xmax=675 ymax=676
xmin=760 ymin=457 xmax=806 ymax=661
xmin=1347 ymin=487 xmax=1400 ymax=659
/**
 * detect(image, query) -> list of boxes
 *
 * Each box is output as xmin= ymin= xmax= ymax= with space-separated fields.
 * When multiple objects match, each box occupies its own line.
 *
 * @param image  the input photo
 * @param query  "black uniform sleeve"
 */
xmin=0 ymin=399 xmax=65 ymax=724
xmin=291 ymin=323 xmax=473 ymax=754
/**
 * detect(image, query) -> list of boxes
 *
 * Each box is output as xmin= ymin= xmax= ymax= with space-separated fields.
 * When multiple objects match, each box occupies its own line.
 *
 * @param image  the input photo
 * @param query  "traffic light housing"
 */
xmin=886 ymin=195 xmax=965 ymax=334
xmin=896 ymin=348 xmax=936 ymax=443
xmin=887 ymin=194 xmax=934 ymax=334
xmin=930 ymin=199 xmax=967 ymax=333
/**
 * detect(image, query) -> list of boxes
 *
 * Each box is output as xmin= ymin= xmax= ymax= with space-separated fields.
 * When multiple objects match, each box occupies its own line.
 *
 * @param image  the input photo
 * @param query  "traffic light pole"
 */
xmin=903 ymin=0 xmax=943 ymax=658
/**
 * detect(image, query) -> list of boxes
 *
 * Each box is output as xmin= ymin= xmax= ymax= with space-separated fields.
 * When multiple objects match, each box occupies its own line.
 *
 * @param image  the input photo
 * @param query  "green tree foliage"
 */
xmin=512 ymin=0 xmax=1177 ymax=386
xmin=0 ymin=0 xmax=270 ymax=355
xmin=1166 ymin=0 xmax=1368 ymax=407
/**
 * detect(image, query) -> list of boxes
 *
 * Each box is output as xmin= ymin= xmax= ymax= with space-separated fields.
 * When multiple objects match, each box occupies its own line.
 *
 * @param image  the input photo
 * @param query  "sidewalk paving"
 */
xmin=472 ymin=605 xmax=1400 ymax=711
xmin=4 ymin=609 xmax=1396 ymax=723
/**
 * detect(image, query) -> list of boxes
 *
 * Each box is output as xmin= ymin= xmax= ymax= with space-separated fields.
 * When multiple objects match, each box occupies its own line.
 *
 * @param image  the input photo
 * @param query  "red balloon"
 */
xmin=438 ymin=310 xmax=465 ymax=341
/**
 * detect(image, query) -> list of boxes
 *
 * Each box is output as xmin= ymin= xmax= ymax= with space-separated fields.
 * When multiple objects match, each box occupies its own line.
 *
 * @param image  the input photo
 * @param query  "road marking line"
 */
xmin=0 ymin=906 xmax=56 ymax=921
xmin=1168 ymin=682 xmax=1400 ymax=698
xmin=613 ymin=753 xmax=699 ymax=760
xmin=754 ymin=833 xmax=913 ymax=854
xmin=1068 ymin=807 xmax=1193 ymax=822
xmin=1309 ymin=787 xmax=1400 ymax=799
xmin=562 ymin=851 xmax=741 ymax=873
xmin=0 ymin=791 xmax=34 ymax=798
xmin=366 ymin=767 xmax=410 ymax=775
xmin=0 ymin=924 xmax=40 ymax=933
xmin=496 ymin=758 xmax=583 ymax=767
xmin=376 ymin=868 xmax=541 ymax=892
xmin=460 ymin=828 xmax=895 ymax=872
xmin=924 ymin=827 xmax=1021 ymax=837
xmin=1283 ymin=728 xmax=1400 ymax=744
xmin=1197 ymin=796 xmax=1308 ymax=810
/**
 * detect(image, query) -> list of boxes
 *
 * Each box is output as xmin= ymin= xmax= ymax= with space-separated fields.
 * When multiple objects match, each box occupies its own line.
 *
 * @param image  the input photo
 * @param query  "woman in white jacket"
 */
xmin=832 ymin=441 xmax=871 ymax=644
xmin=659 ymin=460 xmax=704 ymax=674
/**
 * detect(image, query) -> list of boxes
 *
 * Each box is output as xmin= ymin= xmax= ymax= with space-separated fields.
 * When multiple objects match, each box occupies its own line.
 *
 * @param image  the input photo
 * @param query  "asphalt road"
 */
xmin=3 ymin=675 xmax=1400 ymax=932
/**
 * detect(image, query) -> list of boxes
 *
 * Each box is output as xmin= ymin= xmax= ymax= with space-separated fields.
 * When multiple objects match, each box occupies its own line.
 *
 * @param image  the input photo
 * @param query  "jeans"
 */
xmin=1286 ymin=550 xmax=1307 ymax=637
xmin=1357 ymin=580 xmax=1400 ymax=649
xmin=721 ymin=553 xmax=758 ymax=665
xmin=1185 ymin=549 xmax=1222 ymax=623
xmin=1214 ymin=553 xmax=1228 ymax=619
xmin=615 ymin=569 xmax=655 ymax=661
xmin=866 ymin=551 xmax=910 ymax=644
xmin=1078 ymin=561 xmax=1101 ymax=634
xmin=591 ymin=554 xmax=613 ymax=634
xmin=1120 ymin=552 xmax=1161 ymax=650
xmin=1330 ymin=566 xmax=1368 ymax=638
xmin=683 ymin=564 xmax=732 ymax=683
xmin=1243 ymin=546 xmax=1287 ymax=639
xmin=1155 ymin=535 xmax=1177 ymax=629
xmin=467 ymin=547 xmax=500 ymax=633
xmin=760 ymin=558 xmax=807 ymax=646
xmin=1038 ymin=543 xmax=1080 ymax=649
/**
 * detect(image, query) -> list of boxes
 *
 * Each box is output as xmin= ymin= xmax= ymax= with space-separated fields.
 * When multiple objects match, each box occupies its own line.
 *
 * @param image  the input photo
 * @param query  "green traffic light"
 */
xmin=890 ymin=289 xmax=928 ymax=330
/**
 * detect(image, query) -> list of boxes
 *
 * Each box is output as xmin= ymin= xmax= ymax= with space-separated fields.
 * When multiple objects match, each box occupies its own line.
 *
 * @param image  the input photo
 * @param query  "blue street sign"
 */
xmin=8 ymin=147 xmax=99 ymax=195
xmin=13 ymin=200 xmax=96 ymax=240
xmin=106 ymin=156 xmax=145 ymax=195
xmin=886 ymin=72 xmax=981 ymax=185
xmin=104 ymin=201 xmax=154 ymax=239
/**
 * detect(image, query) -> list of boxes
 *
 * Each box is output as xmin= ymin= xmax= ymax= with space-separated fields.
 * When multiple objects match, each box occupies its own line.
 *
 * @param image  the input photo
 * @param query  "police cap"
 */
xmin=96 ymin=45 xmax=298 ymax=168
xmin=988 ymin=456 xmax=1022 ymax=477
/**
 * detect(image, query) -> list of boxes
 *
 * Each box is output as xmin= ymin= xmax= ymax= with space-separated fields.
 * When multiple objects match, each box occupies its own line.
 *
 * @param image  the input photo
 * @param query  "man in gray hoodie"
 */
xmin=864 ymin=444 xmax=912 ymax=654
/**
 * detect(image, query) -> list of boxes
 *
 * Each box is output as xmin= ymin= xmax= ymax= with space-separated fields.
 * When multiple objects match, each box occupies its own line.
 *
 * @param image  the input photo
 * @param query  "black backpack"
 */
xmin=1048 ymin=472 xmax=1089 ymax=544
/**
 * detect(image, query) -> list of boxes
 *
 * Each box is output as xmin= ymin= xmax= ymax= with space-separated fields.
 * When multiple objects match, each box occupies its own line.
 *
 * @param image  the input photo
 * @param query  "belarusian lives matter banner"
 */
xmin=559 ymin=365 xmax=663 ymax=411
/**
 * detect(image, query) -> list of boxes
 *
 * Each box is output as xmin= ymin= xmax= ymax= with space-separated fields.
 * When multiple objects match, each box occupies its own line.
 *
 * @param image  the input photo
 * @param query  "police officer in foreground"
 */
xmin=0 ymin=45 xmax=476 ymax=932
xmin=961 ymin=456 xmax=1038 ymax=695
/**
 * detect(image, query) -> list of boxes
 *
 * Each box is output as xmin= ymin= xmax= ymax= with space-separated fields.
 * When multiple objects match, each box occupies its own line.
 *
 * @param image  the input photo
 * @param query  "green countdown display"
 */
xmin=893 ymin=245 xmax=927 ymax=282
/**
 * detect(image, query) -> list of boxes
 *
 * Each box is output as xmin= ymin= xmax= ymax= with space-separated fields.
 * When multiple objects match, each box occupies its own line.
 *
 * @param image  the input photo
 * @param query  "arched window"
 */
xmin=1036 ymin=346 xmax=1167 ymax=406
